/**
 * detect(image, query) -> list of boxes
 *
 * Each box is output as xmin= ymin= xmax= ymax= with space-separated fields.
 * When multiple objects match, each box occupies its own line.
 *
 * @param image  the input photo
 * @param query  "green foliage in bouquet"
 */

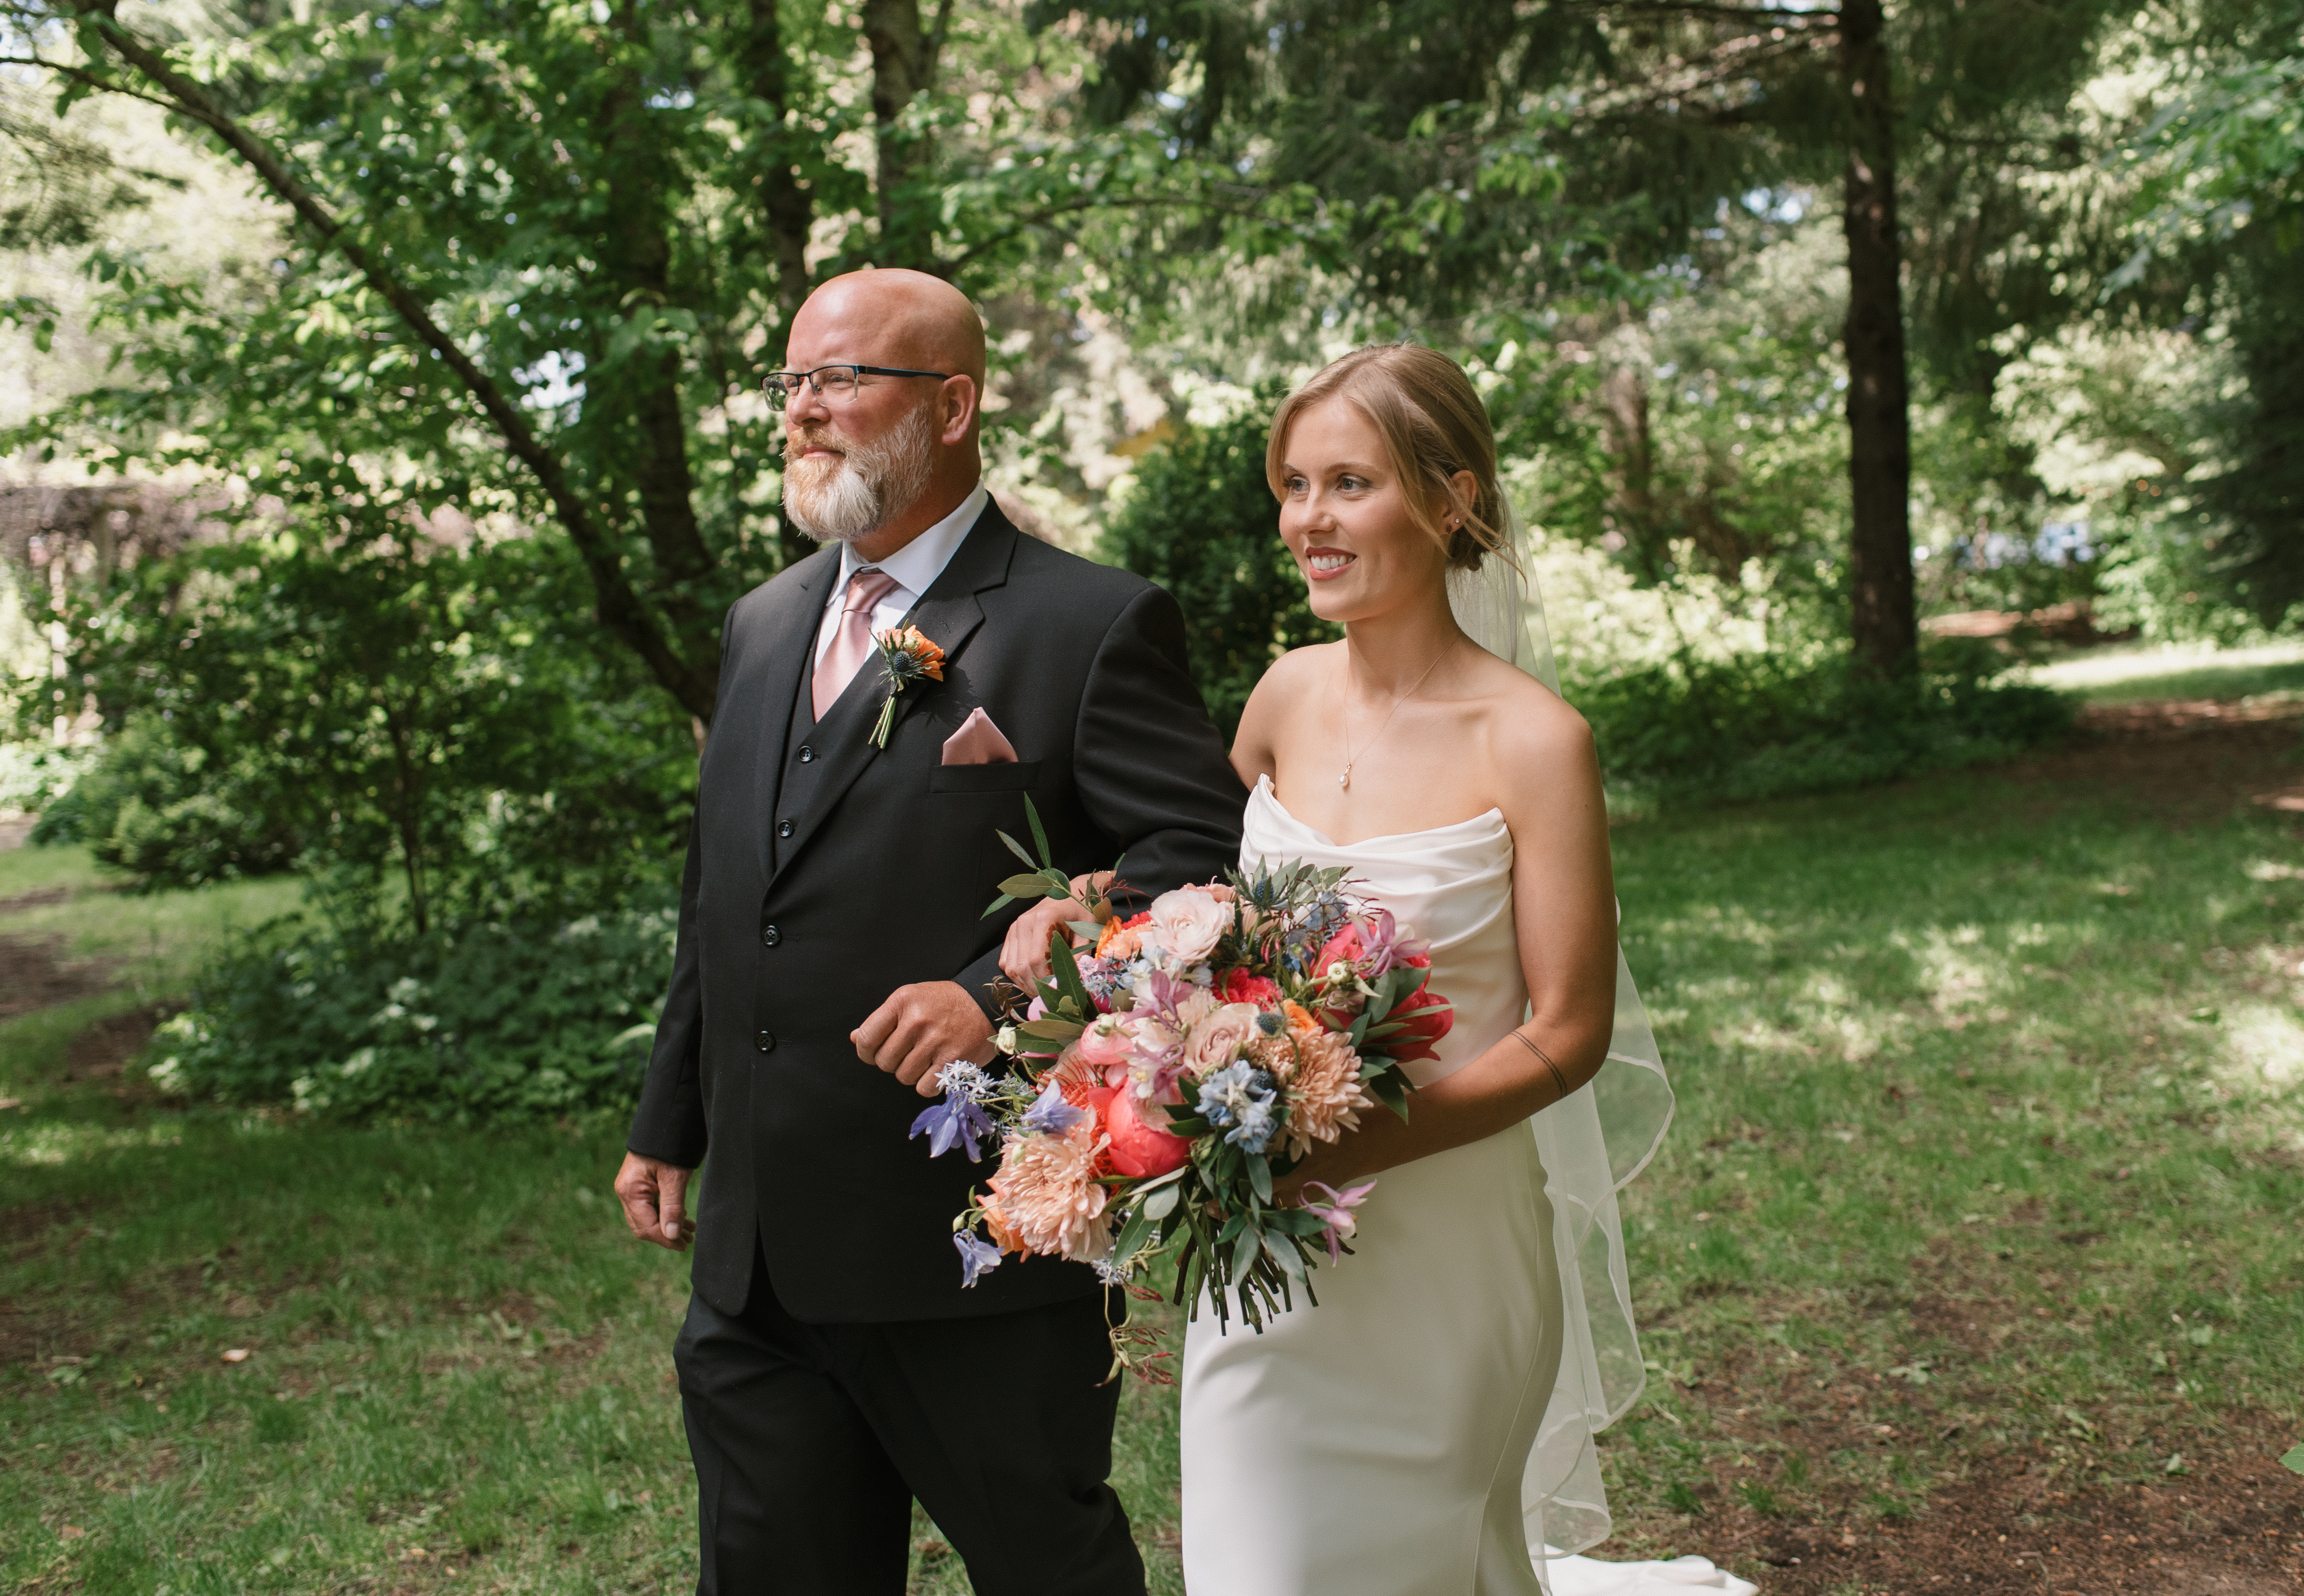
xmin=146 ymin=893 xmax=678 ymax=1120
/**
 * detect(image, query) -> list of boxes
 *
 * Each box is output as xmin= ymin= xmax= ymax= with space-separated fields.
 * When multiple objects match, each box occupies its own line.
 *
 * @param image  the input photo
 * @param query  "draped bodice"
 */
xmin=1241 ymin=775 xmax=1523 ymax=1088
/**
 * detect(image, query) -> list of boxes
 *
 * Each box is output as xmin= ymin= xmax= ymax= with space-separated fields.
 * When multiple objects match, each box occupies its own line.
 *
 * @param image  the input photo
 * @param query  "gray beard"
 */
xmin=783 ymin=405 xmax=938 ymax=545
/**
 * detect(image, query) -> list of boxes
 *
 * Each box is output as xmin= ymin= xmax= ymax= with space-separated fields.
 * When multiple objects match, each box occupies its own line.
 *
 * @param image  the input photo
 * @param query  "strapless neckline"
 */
xmin=1250 ymin=774 xmax=1505 ymax=851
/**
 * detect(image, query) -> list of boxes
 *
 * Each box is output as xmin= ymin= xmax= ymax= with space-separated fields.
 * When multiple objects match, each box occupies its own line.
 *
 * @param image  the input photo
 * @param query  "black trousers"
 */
xmin=673 ymin=1246 xmax=1146 ymax=1596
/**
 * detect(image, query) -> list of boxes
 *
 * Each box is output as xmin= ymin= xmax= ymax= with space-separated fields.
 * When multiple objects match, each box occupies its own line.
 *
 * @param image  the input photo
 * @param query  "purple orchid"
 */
xmin=1300 ymin=1178 xmax=1378 ymax=1263
xmin=1021 ymin=1080 xmax=1088 ymax=1136
xmin=954 ymin=1229 xmax=1006 ymax=1287
xmin=1356 ymin=908 xmax=1430 ymax=980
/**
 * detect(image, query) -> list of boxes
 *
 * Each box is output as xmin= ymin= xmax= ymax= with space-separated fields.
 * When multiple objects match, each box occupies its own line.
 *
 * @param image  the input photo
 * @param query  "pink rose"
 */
xmin=1104 ymin=1089 xmax=1192 ymax=1177
xmin=1182 ymin=1002 xmax=1262 ymax=1076
xmin=1075 ymin=1016 xmax=1137 ymax=1071
xmin=1147 ymin=887 xmax=1229 ymax=965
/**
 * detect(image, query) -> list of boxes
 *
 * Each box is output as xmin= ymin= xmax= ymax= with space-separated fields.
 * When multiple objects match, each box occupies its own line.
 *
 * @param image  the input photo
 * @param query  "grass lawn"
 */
xmin=6 ymin=710 xmax=2304 ymax=1594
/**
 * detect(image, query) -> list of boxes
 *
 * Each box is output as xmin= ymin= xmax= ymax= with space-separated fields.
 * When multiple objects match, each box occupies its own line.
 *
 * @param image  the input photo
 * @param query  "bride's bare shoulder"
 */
xmin=1247 ymin=641 xmax=1343 ymax=714
xmin=1467 ymin=652 xmax=1595 ymax=771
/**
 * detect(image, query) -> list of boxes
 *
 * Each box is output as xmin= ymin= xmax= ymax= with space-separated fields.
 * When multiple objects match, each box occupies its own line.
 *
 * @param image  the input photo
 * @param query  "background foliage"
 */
xmin=0 ymin=0 xmax=2298 ymax=1121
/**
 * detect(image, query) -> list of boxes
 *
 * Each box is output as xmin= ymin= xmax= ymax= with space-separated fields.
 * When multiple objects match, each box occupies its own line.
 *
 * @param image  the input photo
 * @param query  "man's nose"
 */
xmin=786 ymin=376 xmax=833 ymax=425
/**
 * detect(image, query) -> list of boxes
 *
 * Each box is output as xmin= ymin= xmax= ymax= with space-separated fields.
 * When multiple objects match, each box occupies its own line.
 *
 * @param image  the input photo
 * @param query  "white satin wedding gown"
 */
xmin=1179 ymin=777 xmax=1753 ymax=1596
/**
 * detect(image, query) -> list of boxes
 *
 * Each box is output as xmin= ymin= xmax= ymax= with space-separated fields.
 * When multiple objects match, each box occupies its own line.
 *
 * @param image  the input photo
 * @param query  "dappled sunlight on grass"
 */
xmin=1598 ymin=761 xmax=2304 ymax=1558
xmin=2023 ymin=639 xmax=2304 ymax=703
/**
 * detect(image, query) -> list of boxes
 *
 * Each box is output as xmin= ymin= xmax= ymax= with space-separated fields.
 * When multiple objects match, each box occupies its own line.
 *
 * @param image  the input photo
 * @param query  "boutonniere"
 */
xmin=870 ymin=626 xmax=945 ymax=747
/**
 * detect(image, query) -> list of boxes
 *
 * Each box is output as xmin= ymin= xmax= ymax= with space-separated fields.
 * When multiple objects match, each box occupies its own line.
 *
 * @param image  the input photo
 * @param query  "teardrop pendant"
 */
xmin=1338 ymin=766 xmax=1351 ymax=790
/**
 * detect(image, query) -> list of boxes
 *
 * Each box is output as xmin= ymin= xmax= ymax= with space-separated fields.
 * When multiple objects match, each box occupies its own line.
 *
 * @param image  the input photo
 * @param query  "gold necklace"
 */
xmin=1338 ymin=650 xmax=1446 ymax=791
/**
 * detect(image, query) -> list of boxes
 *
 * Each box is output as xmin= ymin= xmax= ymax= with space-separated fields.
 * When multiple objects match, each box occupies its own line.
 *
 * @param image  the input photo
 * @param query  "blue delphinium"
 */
xmin=954 ymin=1229 xmax=1006 ymax=1287
xmin=1197 ymin=1061 xmax=1280 ymax=1155
xmin=910 ymin=1061 xmax=999 ymax=1162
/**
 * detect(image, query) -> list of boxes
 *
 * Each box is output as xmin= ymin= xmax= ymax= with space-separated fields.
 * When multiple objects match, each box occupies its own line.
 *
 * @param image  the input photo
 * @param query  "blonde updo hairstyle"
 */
xmin=1264 ymin=343 xmax=1508 ymax=572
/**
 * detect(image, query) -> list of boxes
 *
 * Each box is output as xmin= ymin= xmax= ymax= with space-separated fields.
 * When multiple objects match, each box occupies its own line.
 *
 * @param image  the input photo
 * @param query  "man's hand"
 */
xmin=614 ymin=1151 xmax=696 ymax=1251
xmin=852 ymin=981 xmax=997 ymax=1097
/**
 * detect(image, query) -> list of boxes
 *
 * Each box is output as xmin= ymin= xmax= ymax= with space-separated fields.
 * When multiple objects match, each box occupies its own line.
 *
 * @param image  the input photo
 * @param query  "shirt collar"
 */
xmin=837 ymin=483 xmax=990 ymax=599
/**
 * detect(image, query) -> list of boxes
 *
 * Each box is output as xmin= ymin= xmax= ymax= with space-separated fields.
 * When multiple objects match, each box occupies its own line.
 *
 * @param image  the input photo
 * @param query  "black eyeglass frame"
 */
xmin=761 ymin=364 xmax=956 ymax=405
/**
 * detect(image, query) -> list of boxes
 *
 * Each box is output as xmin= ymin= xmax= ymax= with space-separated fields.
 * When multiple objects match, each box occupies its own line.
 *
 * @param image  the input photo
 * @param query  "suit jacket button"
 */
xmin=777 ymin=819 xmax=795 ymax=838
xmin=797 ymin=745 xmax=815 ymax=763
xmin=761 ymin=924 xmax=781 ymax=948
xmin=755 ymin=1030 xmax=775 ymax=1053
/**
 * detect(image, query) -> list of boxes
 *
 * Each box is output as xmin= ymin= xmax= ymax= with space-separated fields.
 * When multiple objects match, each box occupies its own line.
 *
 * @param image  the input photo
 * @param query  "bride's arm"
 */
xmin=1275 ymin=690 xmax=1619 ymax=1198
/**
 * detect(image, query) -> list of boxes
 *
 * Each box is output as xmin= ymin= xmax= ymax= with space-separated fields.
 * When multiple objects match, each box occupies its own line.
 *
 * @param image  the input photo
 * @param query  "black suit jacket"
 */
xmin=627 ymin=502 xmax=1246 ymax=1322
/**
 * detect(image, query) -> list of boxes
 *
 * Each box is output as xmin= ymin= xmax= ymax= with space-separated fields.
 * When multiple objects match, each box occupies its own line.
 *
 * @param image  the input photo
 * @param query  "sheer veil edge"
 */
xmin=1445 ymin=506 xmax=1678 ymax=1571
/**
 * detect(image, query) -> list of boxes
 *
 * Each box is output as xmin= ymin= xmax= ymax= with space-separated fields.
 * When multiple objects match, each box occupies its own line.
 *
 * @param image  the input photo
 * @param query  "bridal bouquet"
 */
xmin=911 ymin=802 xmax=1454 ymax=1346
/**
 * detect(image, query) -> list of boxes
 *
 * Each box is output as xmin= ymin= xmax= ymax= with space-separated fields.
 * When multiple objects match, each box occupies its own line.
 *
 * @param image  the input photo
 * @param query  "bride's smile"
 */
xmin=1276 ymin=396 xmax=1471 ymax=628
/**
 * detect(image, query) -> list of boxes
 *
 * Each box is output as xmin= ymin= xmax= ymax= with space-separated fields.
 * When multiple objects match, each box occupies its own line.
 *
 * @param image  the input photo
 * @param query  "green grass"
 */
xmin=2025 ymin=639 xmax=2304 ymax=704
xmin=6 ymin=734 xmax=2304 ymax=1590
xmin=1595 ymin=758 xmax=2304 ymax=1551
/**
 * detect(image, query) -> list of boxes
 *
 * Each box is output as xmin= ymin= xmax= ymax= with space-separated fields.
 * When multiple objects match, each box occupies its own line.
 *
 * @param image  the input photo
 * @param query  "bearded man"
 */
xmin=612 ymin=269 xmax=1245 ymax=1595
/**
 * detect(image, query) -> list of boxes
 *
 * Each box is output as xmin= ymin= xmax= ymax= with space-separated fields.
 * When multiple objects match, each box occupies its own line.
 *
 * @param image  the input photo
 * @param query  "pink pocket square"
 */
xmin=941 ymin=707 xmax=1019 ymax=765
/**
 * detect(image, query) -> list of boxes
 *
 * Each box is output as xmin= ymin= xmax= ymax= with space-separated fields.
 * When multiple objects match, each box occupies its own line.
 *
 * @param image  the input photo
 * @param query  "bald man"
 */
xmin=614 ymin=270 xmax=1245 ymax=1595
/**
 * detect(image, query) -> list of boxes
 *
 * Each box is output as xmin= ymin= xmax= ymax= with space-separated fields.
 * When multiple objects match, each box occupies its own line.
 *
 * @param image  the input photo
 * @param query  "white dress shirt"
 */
xmin=811 ymin=484 xmax=990 ymax=666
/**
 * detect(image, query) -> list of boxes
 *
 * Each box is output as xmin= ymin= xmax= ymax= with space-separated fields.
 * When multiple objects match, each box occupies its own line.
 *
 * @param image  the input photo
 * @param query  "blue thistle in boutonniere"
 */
xmin=869 ymin=625 xmax=945 ymax=747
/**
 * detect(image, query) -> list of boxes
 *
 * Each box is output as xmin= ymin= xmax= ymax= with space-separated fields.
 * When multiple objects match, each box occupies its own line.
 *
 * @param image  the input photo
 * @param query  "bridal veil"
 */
xmin=1446 ymin=508 xmax=1677 ymax=1565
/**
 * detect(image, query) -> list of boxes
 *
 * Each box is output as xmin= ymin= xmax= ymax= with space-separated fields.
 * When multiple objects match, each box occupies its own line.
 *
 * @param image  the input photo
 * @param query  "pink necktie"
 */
xmin=813 ymin=567 xmax=901 ymax=721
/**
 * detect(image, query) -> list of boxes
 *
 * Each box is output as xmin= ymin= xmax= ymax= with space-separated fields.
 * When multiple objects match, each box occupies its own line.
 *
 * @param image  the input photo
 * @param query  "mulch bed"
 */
xmin=1996 ymin=697 xmax=2304 ymax=824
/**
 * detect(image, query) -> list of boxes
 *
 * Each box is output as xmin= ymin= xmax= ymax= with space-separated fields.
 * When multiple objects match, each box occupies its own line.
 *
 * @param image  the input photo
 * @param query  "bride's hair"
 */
xmin=1264 ymin=343 xmax=1507 ymax=571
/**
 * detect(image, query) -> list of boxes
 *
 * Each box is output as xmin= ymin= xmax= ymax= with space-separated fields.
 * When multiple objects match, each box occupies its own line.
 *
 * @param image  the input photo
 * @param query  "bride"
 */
xmin=1008 ymin=345 xmax=1725 ymax=1594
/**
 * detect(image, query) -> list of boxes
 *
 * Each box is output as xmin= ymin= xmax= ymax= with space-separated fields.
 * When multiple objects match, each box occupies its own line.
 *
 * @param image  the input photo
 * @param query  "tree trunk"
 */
xmin=1838 ymin=0 xmax=1918 ymax=677
xmin=861 ymin=0 xmax=951 ymax=270
xmin=731 ymin=0 xmax=823 ymax=574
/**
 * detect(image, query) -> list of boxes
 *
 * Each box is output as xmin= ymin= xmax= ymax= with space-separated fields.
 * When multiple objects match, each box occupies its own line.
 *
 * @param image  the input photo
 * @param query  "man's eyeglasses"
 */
xmin=762 ymin=365 xmax=953 ymax=409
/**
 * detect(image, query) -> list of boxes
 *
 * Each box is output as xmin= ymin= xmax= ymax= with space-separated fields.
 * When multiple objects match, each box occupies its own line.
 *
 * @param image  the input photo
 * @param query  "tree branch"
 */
xmin=60 ymin=0 xmax=721 ymax=722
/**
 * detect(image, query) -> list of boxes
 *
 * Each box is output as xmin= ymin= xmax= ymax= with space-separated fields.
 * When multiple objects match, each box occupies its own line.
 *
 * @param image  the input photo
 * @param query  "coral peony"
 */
xmin=1147 ymin=887 xmax=1229 ymax=965
xmin=1104 ymin=1089 xmax=1192 ymax=1177
xmin=1282 ymin=1030 xmax=1375 ymax=1158
xmin=1075 ymin=1015 xmax=1137 ymax=1071
xmin=985 ymin=1125 xmax=1113 ymax=1262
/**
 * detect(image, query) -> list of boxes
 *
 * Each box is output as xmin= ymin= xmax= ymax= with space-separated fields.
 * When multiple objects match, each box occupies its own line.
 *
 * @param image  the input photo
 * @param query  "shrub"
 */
xmin=1098 ymin=392 xmax=1339 ymax=738
xmin=28 ymin=713 xmax=303 ymax=882
xmin=147 ymin=896 xmax=678 ymax=1119
xmin=1575 ymin=639 xmax=2073 ymax=808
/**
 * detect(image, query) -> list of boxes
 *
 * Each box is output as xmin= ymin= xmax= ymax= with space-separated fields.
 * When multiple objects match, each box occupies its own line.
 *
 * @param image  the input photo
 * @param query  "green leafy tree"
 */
xmin=30 ymin=521 xmax=694 ymax=923
xmin=1034 ymin=0 xmax=2133 ymax=674
xmin=0 ymin=0 xmax=1329 ymax=727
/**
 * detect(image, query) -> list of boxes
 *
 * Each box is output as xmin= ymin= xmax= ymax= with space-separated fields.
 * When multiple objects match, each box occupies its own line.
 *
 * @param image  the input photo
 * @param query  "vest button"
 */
xmin=777 ymin=819 xmax=795 ymax=839
xmin=755 ymin=1030 xmax=776 ymax=1053
xmin=797 ymin=744 xmax=815 ymax=763
xmin=761 ymin=924 xmax=781 ymax=948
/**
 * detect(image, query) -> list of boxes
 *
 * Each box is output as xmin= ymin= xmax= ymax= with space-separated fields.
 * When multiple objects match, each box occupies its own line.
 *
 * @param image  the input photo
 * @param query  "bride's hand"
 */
xmin=999 ymin=873 xmax=1104 ymax=988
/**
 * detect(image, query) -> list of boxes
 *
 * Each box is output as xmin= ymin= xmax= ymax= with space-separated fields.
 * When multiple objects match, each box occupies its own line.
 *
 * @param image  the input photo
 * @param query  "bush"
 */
xmin=0 ymin=740 xmax=95 ymax=821
xmin=146 ymin=897 xmax=678 ymax=1119
xmin=1576 ymin=639 xmax=2074 ymax=808
xmin=28 ymin=714 xmax=303 ymax=882
xmin=1099 ymin=391 xmax=1339 ymax=738
xmin=29 ymin=527 xmax=695 ymax=916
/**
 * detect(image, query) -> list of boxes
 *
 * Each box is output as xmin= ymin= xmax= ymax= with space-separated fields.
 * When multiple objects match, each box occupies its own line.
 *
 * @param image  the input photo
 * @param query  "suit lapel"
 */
xmin=768 ymin=505 xmax=1019 ymax=886
xmin=746 ymin=546 xmax=839 ymax=880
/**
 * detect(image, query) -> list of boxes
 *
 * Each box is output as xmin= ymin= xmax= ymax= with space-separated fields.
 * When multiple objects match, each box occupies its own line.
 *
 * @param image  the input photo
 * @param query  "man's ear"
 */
xmin=940 ymin=375 xmax=980 ymax=447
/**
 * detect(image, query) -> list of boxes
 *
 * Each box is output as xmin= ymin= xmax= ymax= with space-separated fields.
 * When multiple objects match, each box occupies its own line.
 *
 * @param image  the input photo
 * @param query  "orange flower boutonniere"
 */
xmin=870 ymin=626 xmax=946 ymax=747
